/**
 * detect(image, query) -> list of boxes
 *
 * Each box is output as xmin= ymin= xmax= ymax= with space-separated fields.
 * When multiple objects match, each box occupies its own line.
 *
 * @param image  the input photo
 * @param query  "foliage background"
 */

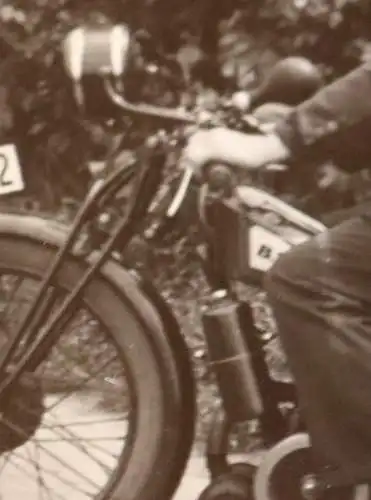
xmin=0 ymin=0 xmax=371 ymax=446
xmin=0 ymin=0 xmax=369 ymax=208
xmin=0 ymin=0 xmax=371 ymax=209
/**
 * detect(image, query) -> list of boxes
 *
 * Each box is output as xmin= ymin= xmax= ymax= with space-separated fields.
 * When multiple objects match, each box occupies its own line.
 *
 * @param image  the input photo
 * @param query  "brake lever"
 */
xmin=166 ymin=166 xmax=194 ymax=217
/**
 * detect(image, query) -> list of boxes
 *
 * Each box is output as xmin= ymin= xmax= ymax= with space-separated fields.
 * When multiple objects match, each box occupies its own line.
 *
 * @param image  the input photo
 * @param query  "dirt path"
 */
xmin=0 ymin=392 xmax=210 ymax=500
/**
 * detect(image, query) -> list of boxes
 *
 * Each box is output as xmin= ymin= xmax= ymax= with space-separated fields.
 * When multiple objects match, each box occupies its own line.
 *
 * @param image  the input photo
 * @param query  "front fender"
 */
xmin=0 ymin=213 xmax=165 ymax=339
xmin=0 ymin=212 xmax=196 ymax=431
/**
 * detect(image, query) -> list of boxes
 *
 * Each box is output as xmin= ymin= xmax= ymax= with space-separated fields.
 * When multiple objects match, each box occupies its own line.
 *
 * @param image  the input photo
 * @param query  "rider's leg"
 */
xmin=265 ymin=214 xmax=371 ymax=477
xmin=322 ymin=198 xmax=371 ymax=227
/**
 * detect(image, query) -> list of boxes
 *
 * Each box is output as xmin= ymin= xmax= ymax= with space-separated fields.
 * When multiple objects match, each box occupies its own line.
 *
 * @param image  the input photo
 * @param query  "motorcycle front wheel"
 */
xmin=0 ymin=236 xmax=187 ymax=500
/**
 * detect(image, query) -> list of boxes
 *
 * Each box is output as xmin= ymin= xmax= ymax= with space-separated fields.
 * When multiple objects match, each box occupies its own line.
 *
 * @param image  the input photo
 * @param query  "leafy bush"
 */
xmin=0 ymin=0 xmax=370 ymax=207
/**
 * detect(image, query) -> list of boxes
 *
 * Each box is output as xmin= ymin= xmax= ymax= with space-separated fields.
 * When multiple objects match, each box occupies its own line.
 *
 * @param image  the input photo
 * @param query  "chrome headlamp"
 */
xmin=62 ymin=24 xmax=132 ymax=81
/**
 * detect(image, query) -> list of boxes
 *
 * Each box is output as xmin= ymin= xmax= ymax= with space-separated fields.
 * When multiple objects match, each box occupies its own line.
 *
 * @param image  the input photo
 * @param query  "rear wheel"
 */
xmin=254 ymin=434 xmax=361 ymax=500
xmin=0 ymin=237 xmax=187 ymax=500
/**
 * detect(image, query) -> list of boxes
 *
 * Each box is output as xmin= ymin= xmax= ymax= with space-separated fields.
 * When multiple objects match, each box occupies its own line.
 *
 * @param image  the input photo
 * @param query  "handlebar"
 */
xmin=104 ymin=78 xmax=267 ymax=131
xmin=104 ymin=78 xmax=285 ymax=218
xmin=104 ymin=78 xmax=196 ymax=124
xmin=104 ymin=78 xmax=212 ymax=218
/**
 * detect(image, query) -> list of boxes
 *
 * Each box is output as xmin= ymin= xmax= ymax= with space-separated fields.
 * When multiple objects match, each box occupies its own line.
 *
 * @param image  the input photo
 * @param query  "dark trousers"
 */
xmin=265 ymin=214 xmax=371 ymax=477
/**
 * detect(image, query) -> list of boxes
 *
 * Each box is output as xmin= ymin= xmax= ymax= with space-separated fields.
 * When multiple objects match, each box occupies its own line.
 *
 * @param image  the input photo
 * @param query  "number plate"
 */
xmin=249 ymin=225 xmax=291 ymax=272
xmin=0 ymin=144 xmax=25 ymax=195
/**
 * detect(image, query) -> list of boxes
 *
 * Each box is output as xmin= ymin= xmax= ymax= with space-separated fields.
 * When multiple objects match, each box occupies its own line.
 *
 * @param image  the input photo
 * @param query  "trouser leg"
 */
xmin=265 ymin=215 xmax=371 ymax=474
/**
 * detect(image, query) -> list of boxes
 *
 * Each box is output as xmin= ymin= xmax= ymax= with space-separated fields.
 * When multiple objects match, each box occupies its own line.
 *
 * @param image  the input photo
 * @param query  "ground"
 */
xmin=0 ymin=391 xmax=262 ymax=500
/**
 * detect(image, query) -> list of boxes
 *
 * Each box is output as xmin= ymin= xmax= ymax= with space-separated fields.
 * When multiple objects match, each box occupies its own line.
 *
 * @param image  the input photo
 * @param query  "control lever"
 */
xmin=166 ymin=161 xmax=236 ymax=219
xmin=166 ymin=166 xmax=194 ymax=217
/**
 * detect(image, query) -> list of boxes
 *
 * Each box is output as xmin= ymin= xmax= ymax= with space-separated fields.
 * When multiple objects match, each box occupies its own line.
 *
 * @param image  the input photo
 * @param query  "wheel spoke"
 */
xmin=38 ymin=422 xmax=124 ymax=461
xmin=11 ymin=449 xmax=96 ymax=498
xmin=19 ymin=400 xmax=124 ymax=465
xmin=3 ymin=453 xmax=65 ymax=500
xmin=37 ymin=422 xmax=123 ymax=471
xmin=44 ymin=354 xmax=120 ymax=413
xmin=0 ymin=451 xmax=12 ymax=474
xmin=1 ymin=413 xmax=103 ymax=490
xmin=44 ymin=416 xmax=126 ymax=428
xmin=26 ymin=442 xmax=54 ymax=500
xmin=0 ymin=270 xmax=138 ymax=500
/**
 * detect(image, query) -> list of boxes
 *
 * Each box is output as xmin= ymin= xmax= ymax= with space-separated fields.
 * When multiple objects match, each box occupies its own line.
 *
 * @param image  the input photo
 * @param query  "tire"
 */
xmin=254 ymin=434 xmax=360 ymax=500
xmin=0 ymin=236 xmax=187 ymax=500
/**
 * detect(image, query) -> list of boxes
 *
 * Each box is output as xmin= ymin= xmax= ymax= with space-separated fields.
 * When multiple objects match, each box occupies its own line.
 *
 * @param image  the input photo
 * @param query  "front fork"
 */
xmin=0 ymin=146 xmax=165 ymax=403
xmin=201 ymin=291 xmax=298 ymax=477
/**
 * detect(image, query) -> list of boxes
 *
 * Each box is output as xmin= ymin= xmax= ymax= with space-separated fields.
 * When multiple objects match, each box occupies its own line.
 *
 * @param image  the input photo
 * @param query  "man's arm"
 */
xmin=193 ymin=61 xmax=371 ymax=173
xmin=275 ymin=60 xmax=371 ymax=159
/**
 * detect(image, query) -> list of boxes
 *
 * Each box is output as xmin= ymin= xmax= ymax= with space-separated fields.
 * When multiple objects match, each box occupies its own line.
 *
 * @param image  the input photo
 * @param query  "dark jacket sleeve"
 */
xmin=275 ymin=62 xmax=371 ymax=171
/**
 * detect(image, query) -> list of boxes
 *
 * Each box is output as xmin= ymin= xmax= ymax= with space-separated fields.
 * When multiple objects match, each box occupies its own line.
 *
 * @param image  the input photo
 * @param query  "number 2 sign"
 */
xmin=0 ymin=144 xmax=25 ymax=195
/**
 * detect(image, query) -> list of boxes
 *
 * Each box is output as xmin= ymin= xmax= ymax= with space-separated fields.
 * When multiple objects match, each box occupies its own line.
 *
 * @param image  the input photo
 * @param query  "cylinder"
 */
xmin=202 ymin=293 xmax=263 ymax=422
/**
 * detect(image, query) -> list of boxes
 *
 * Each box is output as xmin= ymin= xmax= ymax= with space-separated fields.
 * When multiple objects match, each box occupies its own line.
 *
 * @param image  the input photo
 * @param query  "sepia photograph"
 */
xmin=0 ymin=0 xmax=370 ymax=499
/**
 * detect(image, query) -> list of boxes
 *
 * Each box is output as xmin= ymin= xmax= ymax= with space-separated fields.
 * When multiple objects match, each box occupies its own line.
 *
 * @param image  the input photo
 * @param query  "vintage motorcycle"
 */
xmin=0 ymin=23 xmax=363 ymax=500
